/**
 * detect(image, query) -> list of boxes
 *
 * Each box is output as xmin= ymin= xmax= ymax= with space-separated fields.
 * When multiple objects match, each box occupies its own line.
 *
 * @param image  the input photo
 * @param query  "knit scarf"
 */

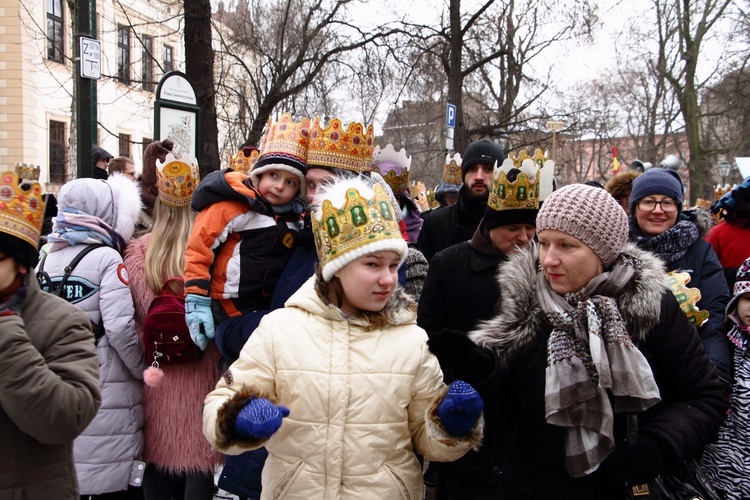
xmin=632 ymin=220 xmax=699 ymax=264
xmin=48 ymin=208 xmax=123 ymax=252
xmin=537 ymin=254 xmax=661 ymax=478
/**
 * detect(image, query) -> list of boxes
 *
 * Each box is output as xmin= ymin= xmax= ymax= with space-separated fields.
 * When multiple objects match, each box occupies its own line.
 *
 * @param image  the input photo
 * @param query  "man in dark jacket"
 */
xmin=418 ymin=162 xmax=539 ymax=499
xmin=417 ymin=139 xmax=504 ymax=261
xmin=92 ymin=144 xmax=113 ymax=180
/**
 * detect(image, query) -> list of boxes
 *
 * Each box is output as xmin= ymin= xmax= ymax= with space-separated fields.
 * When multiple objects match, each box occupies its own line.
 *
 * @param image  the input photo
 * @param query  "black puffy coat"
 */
xmin=417 ymin=188 xmax=485 ymax=261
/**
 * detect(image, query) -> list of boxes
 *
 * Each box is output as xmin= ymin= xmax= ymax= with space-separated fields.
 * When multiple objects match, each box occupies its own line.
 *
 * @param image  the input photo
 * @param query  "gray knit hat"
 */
xmin=536 ymin=183 xmax=628 ymax=267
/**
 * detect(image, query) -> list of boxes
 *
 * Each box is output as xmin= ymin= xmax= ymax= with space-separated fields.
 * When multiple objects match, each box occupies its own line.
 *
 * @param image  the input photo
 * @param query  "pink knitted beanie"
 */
xmin=536 ymin=183 xmax=628 ymax=267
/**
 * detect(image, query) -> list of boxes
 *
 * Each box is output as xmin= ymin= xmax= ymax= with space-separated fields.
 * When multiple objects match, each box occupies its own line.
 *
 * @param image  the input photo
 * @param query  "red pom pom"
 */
xmin=144 ymin=366 xmax=165 ymax=388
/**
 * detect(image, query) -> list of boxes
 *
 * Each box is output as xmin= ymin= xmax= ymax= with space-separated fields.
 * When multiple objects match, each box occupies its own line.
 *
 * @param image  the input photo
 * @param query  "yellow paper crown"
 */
xmin=156 ymin=153 xmax=200 ymax=207
xmin=230 ymin=148 xmax=259 ymax=175
xmin=307 ymin=117 xmax=375 ymax=173
xmin=412 ymin=181 xmax=430 ymax=212
xmin=313 ymin=182 xmax=402 ymax=278
xmin=0 ymin=170 xmax=46 ymax=248
xmin=487 ymin=150 xmax=541 ymax=212
xmin=15 ymin=163 xmax=41 ymax=181
xmin=373 ymin=144 xmax=411 ymax=195
xmin=258 ymin=113 xmax=311 ymax=164
xmin=666 ymin=271 xmax=710 ymax=327
xmin=443 ymin=153 xmax=463 ymax=185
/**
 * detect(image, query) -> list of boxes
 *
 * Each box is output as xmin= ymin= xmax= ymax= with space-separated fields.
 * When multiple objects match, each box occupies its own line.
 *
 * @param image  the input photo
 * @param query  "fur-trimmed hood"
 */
xmin=605 ymin=170 xmax=640 ymax=199
xmin=682 ymin=207 xmax=714 ymax=238
xmin=470 ymin=242 xmax=668 ymax=368
xmin=56 ymin=173 xmax=142 ymax=242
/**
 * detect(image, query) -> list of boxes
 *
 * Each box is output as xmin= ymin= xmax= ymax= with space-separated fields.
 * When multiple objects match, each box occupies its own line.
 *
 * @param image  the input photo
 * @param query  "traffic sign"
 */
xmin=79 ymin=37 xmax=101 ymax=79
xmin=446 ymin=103 xmax=456 ymax=128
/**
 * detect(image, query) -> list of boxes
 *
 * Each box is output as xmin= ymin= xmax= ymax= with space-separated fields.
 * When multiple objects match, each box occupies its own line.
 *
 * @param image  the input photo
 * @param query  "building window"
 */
xmin=163 ymin=45 xmax=173 ymax=73
xmin=49 ymin=120 xmax=67 ymax=183
xmin=46 ymin=0 xmax=64 ymax=63
xmin=119 ymin=133 xmax=131 ymax=158
xmin=117 ymin=25 xmax=131 ymax=83
xmin=142 ymin=35 xmax=154 ymax=92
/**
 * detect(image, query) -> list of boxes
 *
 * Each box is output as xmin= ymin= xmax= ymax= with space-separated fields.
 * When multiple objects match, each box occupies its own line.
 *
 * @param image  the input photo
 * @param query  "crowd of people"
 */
xmin=1 ymin=114 xmax=749 ymax=500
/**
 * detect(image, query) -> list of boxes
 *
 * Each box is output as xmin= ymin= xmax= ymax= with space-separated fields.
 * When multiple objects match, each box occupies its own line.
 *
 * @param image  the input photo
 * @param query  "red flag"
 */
xmin=612 ymin=146 xmax=620 ymax=173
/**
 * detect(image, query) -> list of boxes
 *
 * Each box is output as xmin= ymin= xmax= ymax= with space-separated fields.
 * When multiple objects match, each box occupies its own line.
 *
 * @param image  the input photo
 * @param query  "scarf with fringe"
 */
xmin=537 ymin=254 xmax=661 ymax=478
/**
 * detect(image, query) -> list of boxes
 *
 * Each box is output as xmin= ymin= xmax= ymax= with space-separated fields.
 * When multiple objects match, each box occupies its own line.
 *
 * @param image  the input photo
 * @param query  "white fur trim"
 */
xmin=250 ymin=163 xmax=306 ymax=198
xmin=106 ymin=172 xmax=143 ymax=242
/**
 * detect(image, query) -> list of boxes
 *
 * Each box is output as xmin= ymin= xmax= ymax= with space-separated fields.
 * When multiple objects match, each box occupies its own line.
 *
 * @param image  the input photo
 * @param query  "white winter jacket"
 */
xmin=37 ymin=174 xmax=146 ymax=494
xmin=203 ymin=276 xmax=482 ymax=500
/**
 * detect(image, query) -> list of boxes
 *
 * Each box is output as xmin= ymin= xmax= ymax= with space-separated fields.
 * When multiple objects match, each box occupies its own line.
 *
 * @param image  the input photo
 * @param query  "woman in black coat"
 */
xmin=430 ymin=184 xmax=728 ymax=499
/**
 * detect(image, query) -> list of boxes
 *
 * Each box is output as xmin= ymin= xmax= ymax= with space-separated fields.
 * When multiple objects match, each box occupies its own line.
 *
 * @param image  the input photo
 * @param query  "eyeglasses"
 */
xmin=637 ymin=199 xmax=678 ymax=213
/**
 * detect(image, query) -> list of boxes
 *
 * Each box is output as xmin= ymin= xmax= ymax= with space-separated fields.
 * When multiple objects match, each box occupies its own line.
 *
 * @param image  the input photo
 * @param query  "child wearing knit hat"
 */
xmin=202 ymin=174 xmax=485 ymax=500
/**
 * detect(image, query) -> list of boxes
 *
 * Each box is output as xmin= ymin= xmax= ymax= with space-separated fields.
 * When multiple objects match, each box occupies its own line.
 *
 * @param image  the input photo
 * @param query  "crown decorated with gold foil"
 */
xmin=230 ymin=148 xmax=259 ymax=175
xmin=487 ymin=150 xmax=541 ymax=212
xmin=0 ymin=170 xmax=46 ymax=248
xmin=373 ymin=144 xmax=411 ymax=195
xmin=666 ymin=271 xmax=710 ymax=327
xmin=156 ymin=153 xmax=200 ymax=207
xmin=15 ymin=163 xmax=41 ymax=181
xmin=307 ymin=116 xmax=375 ymax=173
xmin=443 ymin=153 xmax=463 ymax=185
xmin=258 ymin=113 xmax=312 ymax=164
xmin=313 ymin=182 xmax=401 ymax=276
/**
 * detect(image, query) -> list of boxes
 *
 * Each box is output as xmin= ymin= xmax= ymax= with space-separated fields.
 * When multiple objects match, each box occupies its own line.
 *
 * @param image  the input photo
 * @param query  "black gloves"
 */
xmin=604 ymin=434 xmax=664 ymax=485
xmin=427 ymin=329 xmax=495 ymax=383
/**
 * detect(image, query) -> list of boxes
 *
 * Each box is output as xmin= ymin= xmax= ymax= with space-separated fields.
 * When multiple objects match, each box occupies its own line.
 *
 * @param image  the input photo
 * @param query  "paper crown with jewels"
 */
xmin=306 ymin=116 xmax=375 ymax=174
xmin=156 ymin=153 xmax=200 ymax=207
xmin=442 ymin=153 xmax=463 ymax=185
xmin=230 ymin=147 xmax=260 ymax=175
xmin=487 ymin=149 xmax=556 ymax=213
xmin=15 ymin=163 xmax=41 ymax=181
xmin=667 ymin=271 xmax=710 ymax=327
xmin=372 ymin=144 xmax=412 ymax=195
xmin=312 ymin=176 xmax=407 ymax=282
xmin=0 ymin=170 xmax=46 ymax=249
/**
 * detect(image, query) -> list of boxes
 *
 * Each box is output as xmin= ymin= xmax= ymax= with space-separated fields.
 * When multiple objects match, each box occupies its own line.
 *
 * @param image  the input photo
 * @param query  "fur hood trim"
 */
xmin=106 ymin=173 xmax=143 ymax=242
xmin=424 ymin=385 xmax=484 ymax=451
xmin=682 ymin=207 xmax=714 ymax=238
xmin=605 ymin=171 xmax=640 ymax=199
xmin=470 ymin=242 xmax=667 ymax=367
xmin=214 ymin=384 xmax=278 ymax=452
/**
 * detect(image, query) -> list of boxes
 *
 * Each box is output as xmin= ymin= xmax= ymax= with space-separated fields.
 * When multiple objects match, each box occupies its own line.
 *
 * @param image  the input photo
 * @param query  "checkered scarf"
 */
xmin=632 ymin=219 xmax=699 ymax=264
xmin=537 ymin=254 xmax=661 ymax=478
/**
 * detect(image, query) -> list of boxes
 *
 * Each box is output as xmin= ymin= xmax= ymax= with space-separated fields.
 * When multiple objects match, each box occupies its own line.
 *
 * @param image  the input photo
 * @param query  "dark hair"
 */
xmin=583 ymin=180 xmax=605 ymax=189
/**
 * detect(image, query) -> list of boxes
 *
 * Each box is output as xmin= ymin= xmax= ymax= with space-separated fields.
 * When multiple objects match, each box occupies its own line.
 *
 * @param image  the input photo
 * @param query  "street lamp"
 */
xmin=718 ymin=160 xmax=731 ymax=186
xmin=546 ymin=121 xmax=565 ymax=164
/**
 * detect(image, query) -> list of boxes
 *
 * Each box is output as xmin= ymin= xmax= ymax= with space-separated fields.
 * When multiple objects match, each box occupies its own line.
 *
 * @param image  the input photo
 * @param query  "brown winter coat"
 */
xmin=0 ymin=273 xmax=101 ymax=499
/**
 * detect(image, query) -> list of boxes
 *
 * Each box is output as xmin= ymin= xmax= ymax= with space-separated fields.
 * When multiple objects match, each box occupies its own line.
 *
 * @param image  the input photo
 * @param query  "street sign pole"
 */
xmin=76 ymin=1 xmax=93 ymax=179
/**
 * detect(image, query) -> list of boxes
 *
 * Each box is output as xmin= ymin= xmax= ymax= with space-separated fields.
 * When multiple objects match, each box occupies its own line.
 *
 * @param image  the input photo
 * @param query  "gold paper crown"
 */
xmin=307 ymin=116 xmax=375 ymax=173
xmin=156 ymin=153 xmax=200 ymax=207
xmin=487 ymin=150 xmax=542 ymax=212
xmin=427 ymin=189 xmax=440 ymax=209
xmin=313 ymin=183 xmax=401 ymax=274
xmin=373 ymin=144 xmax=411 ymax=195
xmin=666 ymin=271 xmax=710 ymax=327
xmin=15 ymin=163 xmax=41 ymax=181
xmin=443 ymin=153 xmax=463 ymax=185
xmin=230 ymin=148 xmax=259 ymax=175
xmin=411 ymin=181 xmax=430 ymax=212
xmin=0 ymin=170 xmax=46 ymax=248
xmin=258 ymin=113 xmax=311 ymax=164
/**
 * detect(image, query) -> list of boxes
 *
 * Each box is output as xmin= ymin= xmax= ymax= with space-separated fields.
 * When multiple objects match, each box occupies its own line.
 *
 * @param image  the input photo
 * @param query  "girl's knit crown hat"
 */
xmin=312 ymin=175 xmax=407 ymax=282
xmin=536 ymin=183 xmax=628 ymax=267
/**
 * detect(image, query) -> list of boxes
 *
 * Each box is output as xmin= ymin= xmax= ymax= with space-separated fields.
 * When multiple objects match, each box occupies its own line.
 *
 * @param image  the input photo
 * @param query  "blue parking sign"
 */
xmin=446 ymin=103 xmax=456 ymax=128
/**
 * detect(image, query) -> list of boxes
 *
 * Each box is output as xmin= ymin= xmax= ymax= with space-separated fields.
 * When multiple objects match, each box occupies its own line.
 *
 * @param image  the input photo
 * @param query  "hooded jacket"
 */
xmin=37 ymin=174 xmax=146 ymax=494
xmin=469 ymin=244 xmax=728 ymax=499
xmin=203 ymin=276 xmax=482 ymax=500
xmin=0 ymin=273 xmax=101 ymax=500
xmin=184 ymin=169 xmax=303 ymax=318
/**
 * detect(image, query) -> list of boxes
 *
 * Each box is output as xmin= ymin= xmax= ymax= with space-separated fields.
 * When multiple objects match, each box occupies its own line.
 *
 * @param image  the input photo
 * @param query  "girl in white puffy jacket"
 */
xmin=203 ymin=175 xmax=483 ymax=500
xmin=37 ymin=173 xmax=146 ymax=498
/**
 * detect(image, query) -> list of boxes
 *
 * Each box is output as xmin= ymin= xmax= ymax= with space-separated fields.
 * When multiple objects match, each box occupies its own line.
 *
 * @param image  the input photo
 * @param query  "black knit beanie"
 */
xmin=461 ymin=139 xmax=504 ymax=181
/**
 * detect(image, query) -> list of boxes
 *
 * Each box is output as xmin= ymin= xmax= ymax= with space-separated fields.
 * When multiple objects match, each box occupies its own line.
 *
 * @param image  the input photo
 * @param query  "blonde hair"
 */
xmin=145 ymin=198 xmax=195 ymax=293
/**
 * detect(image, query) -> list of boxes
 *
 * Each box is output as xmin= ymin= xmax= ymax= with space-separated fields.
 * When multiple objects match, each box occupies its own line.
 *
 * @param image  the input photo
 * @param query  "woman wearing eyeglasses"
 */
xmin=628 ymin=168 xmax=732 ymax=382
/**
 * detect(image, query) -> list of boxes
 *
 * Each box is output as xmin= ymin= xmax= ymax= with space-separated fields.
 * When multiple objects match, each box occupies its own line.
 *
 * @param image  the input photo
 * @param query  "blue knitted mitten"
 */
xmin=438 ymin=380 xmax=483 ymax=437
